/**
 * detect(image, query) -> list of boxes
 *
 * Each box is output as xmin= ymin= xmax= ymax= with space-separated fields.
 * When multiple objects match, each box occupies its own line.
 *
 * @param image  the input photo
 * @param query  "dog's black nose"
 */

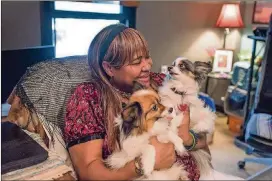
xmin=168 ymin=107 xmax=173 ymax=113
xmin=168 ymin=66 xmax=173 ymax=71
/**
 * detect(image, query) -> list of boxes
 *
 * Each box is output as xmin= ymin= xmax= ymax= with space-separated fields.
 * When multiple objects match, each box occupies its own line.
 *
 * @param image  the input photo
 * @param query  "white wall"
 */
xmin=1 ymin=1 xmax=41 ymax=50
xmin=136 ymin=1 xmax=244 ymax=72
xmin=1 ymin=1 xmax=258 ymax=64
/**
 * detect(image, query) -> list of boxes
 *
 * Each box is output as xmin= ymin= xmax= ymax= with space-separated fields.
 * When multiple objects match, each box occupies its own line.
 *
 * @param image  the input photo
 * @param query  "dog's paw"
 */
xmin=175 ymin=144 xmax=188 ymax=156
xmin=105 ymin=150 xmax=130 ymax=169
xmin=151 ymin=120 xmax=169 ymax=136
xmin=157 ymin=134 xmax=169 ymax=143
xmin=179 ymin=170 xmax=189 ymax=180
xmin=170 ymin=113 xmax=183 ymax=133
xmin=169 ymin=163 xmax=189 ymax=180
xmin=191 ymin=121 xmax=211 ymax=133
xmin=149 ymin=163 xmax=187 ymax=180
xmin=167 ymin=131 xmax=187 ymax=156
xmin=141 ymin=144 xmax=156 ymax=175
xmin=169 ymin=163 xmax=188 ymax=180
xmin=122 ymin=134 xmax=149 ymax=158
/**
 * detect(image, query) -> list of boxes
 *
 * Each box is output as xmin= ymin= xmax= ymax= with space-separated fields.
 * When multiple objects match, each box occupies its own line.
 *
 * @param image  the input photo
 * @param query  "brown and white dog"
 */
xmin=4 ymin=90 xmax=49 ymax=147
xmin=158 ymin=57 xmax=216 ymax=176
xmin=105 ymin=83 xmax=188 ymax=180
xmin=4 ymin=92 xmax=74 ymax=168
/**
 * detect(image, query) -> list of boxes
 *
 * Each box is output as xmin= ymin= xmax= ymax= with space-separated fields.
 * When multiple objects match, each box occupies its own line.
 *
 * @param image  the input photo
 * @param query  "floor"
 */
xmin=210 ymin=112 xmax=272 ymax=180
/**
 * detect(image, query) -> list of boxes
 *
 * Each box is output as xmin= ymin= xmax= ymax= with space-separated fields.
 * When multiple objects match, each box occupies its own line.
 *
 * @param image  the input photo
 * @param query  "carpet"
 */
xmin=209 ymin=113 xmax=272 ymax=180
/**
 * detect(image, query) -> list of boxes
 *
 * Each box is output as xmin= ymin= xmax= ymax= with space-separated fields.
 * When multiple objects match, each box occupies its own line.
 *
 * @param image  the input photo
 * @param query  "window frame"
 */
xmin=40 ymin=1 xmax=136 ymax=48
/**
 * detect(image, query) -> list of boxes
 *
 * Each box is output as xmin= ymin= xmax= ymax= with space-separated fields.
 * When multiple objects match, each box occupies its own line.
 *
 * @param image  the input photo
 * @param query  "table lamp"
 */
xmin=216 ymin=3 xmax=244 ymax=49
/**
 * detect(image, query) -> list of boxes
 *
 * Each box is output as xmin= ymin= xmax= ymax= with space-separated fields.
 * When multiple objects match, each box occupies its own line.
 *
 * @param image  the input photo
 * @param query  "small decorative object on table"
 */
xmin=212 ymin=49 xmax=234 ymax=76
xmin=206 ymin=47 xmax=216 ymax=63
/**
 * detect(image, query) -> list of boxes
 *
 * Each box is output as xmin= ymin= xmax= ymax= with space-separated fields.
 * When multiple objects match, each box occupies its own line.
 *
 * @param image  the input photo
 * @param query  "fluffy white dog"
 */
xmin=105 ymin=57 xmax=216 ymax=180
xmin=158 ymin=57 xmax=216 ymax=175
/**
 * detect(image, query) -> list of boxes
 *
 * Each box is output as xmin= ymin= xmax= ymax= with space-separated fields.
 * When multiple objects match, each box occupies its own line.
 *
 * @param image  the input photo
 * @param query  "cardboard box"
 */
xmin=228 ymin=115 xmax=244 ymax=133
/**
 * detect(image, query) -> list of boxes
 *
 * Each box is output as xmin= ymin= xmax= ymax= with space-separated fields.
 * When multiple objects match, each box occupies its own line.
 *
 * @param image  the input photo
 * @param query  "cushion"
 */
xmin=6 ymin=95 xmax=73 ymax=167
xmin=6 ymin=55 xmax=92 ymax=170
xmin=13 ymin=55 xmax=91 ymax=141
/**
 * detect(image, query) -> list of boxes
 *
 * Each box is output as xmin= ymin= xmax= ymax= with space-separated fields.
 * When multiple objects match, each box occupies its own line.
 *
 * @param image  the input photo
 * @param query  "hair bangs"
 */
xmin=108 ymin=28 xmax=149 ymax=68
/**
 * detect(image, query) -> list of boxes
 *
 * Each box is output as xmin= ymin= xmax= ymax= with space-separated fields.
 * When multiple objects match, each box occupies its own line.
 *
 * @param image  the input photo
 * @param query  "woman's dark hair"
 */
xmin=87 ymin=24 xmax=150 ymax=150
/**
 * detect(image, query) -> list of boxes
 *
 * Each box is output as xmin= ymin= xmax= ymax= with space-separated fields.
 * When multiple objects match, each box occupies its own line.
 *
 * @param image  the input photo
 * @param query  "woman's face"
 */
xmin=111 ymin=54 xmax=153 ymax=91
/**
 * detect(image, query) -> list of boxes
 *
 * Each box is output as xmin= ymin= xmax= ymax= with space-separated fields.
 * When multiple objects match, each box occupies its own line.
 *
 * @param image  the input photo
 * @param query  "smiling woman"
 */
xmin=63 ymin=24 xmax=202 ymax=180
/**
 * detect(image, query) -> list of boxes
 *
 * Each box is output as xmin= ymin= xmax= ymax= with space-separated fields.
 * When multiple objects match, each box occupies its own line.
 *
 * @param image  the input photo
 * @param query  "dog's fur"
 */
xmin=4 ymin=91 xmax=49 ymax=147
xmin=106 ymin=84 xmax=189 ymax=180
xmin=158 ymin=57 xmax=216 ymax=175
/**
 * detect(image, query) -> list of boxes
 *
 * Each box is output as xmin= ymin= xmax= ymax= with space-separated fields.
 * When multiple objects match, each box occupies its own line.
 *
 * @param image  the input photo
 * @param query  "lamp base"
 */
xmin=223 ymin=28 xmax=230 ymax=49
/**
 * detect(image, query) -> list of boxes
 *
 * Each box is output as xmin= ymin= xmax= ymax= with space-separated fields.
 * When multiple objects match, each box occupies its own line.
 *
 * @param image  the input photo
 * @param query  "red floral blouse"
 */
xmin=64 ymin=72 xmax=200 ymax=181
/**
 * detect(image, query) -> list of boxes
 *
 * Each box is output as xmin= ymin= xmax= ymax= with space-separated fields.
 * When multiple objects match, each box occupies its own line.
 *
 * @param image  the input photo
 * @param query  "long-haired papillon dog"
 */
xmin=158 ymin=57 xmax=216 ymax=175
xmin=105 ymin=83 xmax=189 ymax=180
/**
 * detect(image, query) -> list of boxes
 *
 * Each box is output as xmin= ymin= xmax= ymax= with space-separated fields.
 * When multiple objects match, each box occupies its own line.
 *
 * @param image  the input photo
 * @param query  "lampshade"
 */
xmin=216 ymin=4 xmax=244 ymax=28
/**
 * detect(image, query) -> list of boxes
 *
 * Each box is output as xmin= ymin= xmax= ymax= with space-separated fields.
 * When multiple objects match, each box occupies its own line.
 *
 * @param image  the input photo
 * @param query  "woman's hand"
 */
xmin=177 ymin=104 xmax=209 ymax=151
xmin=149 ymin=136 xmax=176 ymax=170
xmin=177 ymin=104 xmax=193 ymax=146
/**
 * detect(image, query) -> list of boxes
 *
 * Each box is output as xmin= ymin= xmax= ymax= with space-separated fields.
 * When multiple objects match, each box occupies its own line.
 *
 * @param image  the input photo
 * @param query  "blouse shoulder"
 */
xmin=150 ymin=72 xmax=166 ymax=87
xmin=64 ymin=82 xmax=105 ymax=147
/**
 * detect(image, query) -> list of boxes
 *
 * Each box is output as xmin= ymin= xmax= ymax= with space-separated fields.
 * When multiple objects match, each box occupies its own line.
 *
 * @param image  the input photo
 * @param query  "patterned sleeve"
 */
xmin=64 ymin=83 xmax=105 ymax=148
xmin=150 ymin=72 xmax=166 ymax=87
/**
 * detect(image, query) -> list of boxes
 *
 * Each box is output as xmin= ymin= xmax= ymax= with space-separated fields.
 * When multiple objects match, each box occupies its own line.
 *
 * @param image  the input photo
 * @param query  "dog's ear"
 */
xmin=132 ymin=81 xmax=146 ymax=93
xmin=7 ymin=96 xmax=23 ymax=123
xmin=121 ymin=102 xmax=142 ymax=136
xmin=150 ymin=81 xmax=159 ymax=93
xmin=194 ymin=61 xmax=212 ymax=84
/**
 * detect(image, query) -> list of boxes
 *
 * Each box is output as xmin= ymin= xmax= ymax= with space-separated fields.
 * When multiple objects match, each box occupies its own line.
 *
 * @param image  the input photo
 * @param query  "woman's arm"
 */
xmin=177 ymin=106 xmax=210 ymax=152
xmin=65 ymin=84 xmax=138 ymax=180
xmin=182 ymin=132 xmax=210 ymax=153
xmin=197 ymin=133 xmax=211 ymax=154
xmin=68 ymin=137 xmax=177 ymax=180
xmin=65 ymin=84 xmax=177 ymax=180
xmin=69 ymin=139 xmax=138 ymax=180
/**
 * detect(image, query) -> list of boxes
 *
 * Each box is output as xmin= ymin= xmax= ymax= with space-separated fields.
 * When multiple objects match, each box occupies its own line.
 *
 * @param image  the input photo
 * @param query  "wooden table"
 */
xmin=204 ymin=73 xmax=231 ymax=112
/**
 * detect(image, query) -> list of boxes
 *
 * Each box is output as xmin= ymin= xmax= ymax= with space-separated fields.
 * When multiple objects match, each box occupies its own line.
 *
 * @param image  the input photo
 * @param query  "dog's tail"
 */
xmin=191 ymin=150 xmax=212 ymax=177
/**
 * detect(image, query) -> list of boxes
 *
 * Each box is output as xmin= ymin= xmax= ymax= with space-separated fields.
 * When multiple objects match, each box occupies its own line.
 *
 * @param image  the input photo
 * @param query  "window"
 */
xmin=42 ymin=1 xmax=136 ymax=58
xmin=54 ymin=1 xmax=121 ymax=14
xmin=54 ymin=18 xmax=120 ymax=58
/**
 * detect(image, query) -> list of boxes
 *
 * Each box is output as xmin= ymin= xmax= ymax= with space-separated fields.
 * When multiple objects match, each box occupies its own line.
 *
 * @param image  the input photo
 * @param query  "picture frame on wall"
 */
xmin=252 ymin=1 xmax=272 ymax=24
xmin=213 ymin=49 xmax=233 ymax=73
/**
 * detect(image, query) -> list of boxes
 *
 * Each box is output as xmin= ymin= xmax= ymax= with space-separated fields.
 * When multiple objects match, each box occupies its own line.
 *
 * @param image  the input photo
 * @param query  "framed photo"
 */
xmin=213 ymin=49 xmax=233 ymax=73
xmin=252 ymin=1 xmax=272 ymax=24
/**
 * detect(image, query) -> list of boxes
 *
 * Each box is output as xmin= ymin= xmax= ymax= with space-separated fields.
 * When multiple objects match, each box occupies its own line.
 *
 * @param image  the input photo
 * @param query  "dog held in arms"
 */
xmin=105 ymin=82 xmax=189 ymax=180
xmin=105 ymin=57 xmax=216 ymax=180
xmin=158 ymin=57 xmax=216 ymax=176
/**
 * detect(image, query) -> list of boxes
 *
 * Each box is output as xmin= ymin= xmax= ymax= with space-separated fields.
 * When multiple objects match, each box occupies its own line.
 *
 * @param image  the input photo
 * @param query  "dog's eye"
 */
xmin=152 ymin=105 xmax=158 ymax=111
xmin=179 ymin=64 xmax=185 ymax=69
